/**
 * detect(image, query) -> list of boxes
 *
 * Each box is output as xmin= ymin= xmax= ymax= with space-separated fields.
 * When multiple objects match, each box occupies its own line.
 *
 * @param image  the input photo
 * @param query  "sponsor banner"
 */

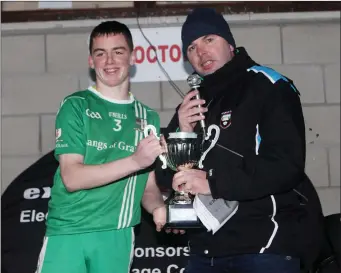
xmin=2 ymin=149 xmax=188 ymax=273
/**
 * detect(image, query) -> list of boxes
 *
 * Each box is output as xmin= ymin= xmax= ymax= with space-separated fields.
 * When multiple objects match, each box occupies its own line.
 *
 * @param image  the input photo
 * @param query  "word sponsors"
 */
xmin=134 ymin=246 xmax=189 ymax=258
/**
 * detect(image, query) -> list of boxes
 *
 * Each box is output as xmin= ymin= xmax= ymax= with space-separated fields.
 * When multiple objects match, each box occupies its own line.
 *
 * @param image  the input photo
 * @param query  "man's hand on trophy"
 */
xmin=178 ymin=90 xmax=208 ymax=132
xmin=131 ymin=132 xmax=164 ymax=169
xmin=172 ymin=169 xmax=211 ymax=195
xmin=165 ymin=228 xmax=186 ymax=235
xmin=152 ymin=205 xmax=167 ymax=232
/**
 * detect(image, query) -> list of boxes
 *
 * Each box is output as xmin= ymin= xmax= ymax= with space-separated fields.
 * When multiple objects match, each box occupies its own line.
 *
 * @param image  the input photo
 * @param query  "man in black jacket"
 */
xmin=155 ymin=7 xmax=325 ymax=273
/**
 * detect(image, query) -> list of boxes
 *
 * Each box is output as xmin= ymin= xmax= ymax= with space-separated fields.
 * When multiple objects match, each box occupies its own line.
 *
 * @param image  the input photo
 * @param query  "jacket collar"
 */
xmin=198 ymin=47 xmax=257 ymax=102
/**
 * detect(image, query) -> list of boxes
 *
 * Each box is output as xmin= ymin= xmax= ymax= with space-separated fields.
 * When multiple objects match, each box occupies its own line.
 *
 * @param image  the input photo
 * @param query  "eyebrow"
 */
xmin=188 ymin=35 xmax=212 ymax=48
xmin=93 ymin=46 xmax=127 ymax=54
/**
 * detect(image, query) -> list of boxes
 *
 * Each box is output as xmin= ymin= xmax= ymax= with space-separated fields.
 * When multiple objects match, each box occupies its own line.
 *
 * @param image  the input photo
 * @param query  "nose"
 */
xmin=106 ymin=54 xmax=115 ymax=64
xmin=196 ymin=46 xmax=206 ymax=57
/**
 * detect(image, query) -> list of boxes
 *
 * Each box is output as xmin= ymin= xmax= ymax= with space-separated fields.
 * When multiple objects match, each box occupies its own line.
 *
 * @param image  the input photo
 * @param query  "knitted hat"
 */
xmin=181 ymin=8 xmax=236 ymax=58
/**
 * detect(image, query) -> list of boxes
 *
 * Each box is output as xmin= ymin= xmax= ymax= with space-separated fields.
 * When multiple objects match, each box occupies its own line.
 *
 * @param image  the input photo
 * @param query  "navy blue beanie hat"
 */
xmin=181 ymin=8 xmax=236 ymax=58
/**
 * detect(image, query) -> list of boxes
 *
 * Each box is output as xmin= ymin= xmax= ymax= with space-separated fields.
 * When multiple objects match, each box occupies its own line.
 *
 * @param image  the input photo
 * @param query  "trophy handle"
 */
xmin=143 ymin=124 xmax=168 ymax=169
xmin=198 ymin=124 xmax=220 ymax=169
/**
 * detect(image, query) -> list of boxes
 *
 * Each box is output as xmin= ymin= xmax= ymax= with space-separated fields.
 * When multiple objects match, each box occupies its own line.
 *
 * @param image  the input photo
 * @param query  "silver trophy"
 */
xmin=143 ymin=75 xmax=220 ymax=228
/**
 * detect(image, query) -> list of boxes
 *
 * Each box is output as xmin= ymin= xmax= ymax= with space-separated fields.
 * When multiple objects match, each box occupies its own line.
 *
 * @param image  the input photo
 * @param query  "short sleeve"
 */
xmin=54 ymin=97 xmax=86 ymax=160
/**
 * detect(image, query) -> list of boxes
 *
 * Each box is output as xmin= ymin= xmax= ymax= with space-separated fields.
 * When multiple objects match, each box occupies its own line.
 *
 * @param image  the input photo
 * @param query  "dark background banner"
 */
xmin=1 ymin=151 xmax=189 ymax=273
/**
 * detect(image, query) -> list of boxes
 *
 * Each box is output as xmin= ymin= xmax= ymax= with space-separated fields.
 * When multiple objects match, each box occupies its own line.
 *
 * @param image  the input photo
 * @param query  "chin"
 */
xmin=197 ymin=65 xmax=217 ymax=76
xmin=107 ymin=81 xmax=122 ymax=87
xmin=200 ymin=69 xmax=216 ymax=76
xmin=104 ymin=76 xmax=125 ymax=85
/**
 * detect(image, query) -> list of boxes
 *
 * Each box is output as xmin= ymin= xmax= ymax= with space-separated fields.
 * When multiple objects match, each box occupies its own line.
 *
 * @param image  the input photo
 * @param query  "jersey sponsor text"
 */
xmin=109 ymin=112 xmax=127 ymax=119
xmin=56 ymin=143 xmax=68 ymax=148
xmin=87 ymin=140 xmax=108 ymax=150
xmin=87 ymin=139 xmax=136 ymax=152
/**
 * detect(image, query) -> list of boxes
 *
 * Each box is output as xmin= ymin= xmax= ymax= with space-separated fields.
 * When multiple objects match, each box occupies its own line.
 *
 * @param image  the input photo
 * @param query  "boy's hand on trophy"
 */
xmin=178 ymin=90 xmax=208 ymax=132
xmin=152 ymin=205 xmax=167 ymax=232
xmin=160 ymin=134 xmax=168 ymax=153
xmin=172 ymin=169 xmax=211 ymax=195
xmin=132 ymin=133 xmax=163 ymax=169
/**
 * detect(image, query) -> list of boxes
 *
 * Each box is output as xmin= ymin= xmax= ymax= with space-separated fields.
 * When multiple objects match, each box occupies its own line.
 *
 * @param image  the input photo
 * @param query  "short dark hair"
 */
xmin=89 ymin=20 xmax=134 ymax=53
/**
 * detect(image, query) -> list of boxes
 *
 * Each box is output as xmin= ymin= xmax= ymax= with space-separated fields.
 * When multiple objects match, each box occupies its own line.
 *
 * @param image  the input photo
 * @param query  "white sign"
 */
xmin=129 ymin=27 xmax=193 ymax=82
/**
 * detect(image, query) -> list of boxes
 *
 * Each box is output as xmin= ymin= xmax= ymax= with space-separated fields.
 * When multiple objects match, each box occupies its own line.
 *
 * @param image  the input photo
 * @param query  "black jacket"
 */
xmin=155 ymin=48 xmax=324 ymax=269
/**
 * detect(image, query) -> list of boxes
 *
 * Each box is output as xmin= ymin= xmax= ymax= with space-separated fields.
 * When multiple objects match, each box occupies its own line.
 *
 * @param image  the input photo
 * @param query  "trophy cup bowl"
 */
xmin=162 ymin=131 xmax=202 ymax=228
xmin=144 ymin=125 xmax=220 ymax=229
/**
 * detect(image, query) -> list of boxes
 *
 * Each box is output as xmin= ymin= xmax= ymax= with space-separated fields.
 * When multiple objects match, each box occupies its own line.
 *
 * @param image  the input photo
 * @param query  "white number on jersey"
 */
xmin=113 ymin=119 xmax=122 ymax=132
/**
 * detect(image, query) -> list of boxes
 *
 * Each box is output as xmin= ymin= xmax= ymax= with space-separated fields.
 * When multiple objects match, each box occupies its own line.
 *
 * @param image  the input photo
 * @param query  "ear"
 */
xmin=130 ymin=50 xmax=136 ymax=66
xmin=88 ymin=55 xmax=95 ymax=69
xmin=229 ymin=44 xmax=235 ymax=52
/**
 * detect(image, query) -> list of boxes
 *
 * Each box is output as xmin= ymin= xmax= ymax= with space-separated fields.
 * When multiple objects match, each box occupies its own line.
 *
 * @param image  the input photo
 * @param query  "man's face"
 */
xmin=186 ymin=34 xmax=234 ymax=76
xmin=88 ymin=34 xmax=135 ymax=88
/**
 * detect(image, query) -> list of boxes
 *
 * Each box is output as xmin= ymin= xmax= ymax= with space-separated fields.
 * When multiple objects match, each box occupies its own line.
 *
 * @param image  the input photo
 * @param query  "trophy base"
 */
xmin=166 ymin=203 xmax=202 ymax=229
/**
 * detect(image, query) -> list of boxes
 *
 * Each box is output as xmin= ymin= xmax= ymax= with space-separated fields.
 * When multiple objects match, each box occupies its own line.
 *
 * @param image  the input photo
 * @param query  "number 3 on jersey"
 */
xmin=113 ymin=119 xmax=122 ymax=132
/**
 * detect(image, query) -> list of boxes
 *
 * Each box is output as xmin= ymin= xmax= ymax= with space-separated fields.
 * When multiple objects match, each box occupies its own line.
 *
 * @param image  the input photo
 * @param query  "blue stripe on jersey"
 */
xmin=247 ymin=65 xmax=297 ymax=93
xmin=255 ymin=124 xmax=261 ymax=155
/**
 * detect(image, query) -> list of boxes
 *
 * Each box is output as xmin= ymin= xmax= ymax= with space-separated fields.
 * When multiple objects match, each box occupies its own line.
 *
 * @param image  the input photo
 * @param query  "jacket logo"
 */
xmin=220 ymin=110 xmax=232 ymax=129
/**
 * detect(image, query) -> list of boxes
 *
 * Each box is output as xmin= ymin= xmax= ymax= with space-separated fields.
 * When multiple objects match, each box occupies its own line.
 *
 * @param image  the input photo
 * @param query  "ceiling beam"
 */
xmin=2 ymin=1 xmax=340 ymax=23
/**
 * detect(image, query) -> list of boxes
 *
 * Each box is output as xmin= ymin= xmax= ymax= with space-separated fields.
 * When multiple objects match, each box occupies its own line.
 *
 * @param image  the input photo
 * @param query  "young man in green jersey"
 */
xmin=35 ymin=21 xmax=167 ymax=273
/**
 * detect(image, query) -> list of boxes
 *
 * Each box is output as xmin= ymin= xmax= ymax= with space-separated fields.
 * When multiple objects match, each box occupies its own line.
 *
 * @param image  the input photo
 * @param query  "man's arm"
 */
xmin=209 ymin=81 xmax=306 ymax=201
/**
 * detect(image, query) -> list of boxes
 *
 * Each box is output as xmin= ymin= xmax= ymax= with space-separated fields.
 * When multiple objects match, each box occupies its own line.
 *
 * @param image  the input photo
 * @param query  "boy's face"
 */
xmin=88 ymin=33 xmax=135 ymax=88
xmin=186 ymin=34 xmax=234 ymax=76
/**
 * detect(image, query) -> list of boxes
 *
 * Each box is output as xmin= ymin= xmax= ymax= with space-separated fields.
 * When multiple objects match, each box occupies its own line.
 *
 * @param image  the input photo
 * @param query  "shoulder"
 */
xmin=61 ymin=89 xmax=91 ymax=105
xmin=246 ymin=65 xmax=302 ymax=116
xmin=134 ymin=99 xmax=160 ymax=119
xmin=247 ymin=65 xmax=288 ymax=85
xmin=61 ymin=89 xmax=88 ymax=102
xmin=246 ymin=65 xmax=299 ymax=96
xmin=57 ymin=90 xmax=89 ymax=114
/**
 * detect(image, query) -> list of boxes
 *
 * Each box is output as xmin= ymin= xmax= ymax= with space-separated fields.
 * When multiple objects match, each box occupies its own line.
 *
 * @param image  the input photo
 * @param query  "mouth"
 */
xmin=201 ymin=60 xmax=214 ymax=71
xmin=103 ymin=68 xmax=119 ymax=75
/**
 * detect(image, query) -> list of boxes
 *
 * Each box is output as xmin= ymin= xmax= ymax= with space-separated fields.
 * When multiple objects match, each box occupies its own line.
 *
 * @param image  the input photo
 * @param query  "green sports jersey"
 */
xmin=46 ymin=86 xmax=160 ymax=236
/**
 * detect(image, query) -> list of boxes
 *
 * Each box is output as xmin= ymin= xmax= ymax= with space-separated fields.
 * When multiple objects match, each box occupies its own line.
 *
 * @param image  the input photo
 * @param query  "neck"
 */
xmin=96 ymin=78 xmax=130 ymax=100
